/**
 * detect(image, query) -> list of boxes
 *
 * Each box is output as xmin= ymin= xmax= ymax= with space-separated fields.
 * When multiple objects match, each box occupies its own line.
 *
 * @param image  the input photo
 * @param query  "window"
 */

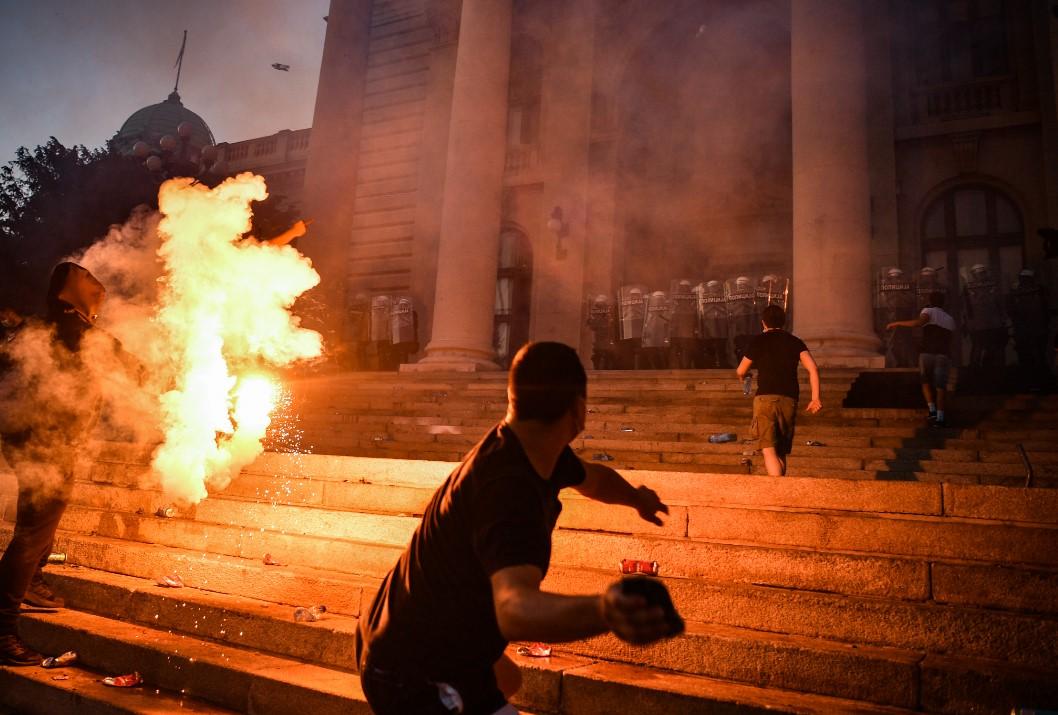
xmin=493 ymin=230 xmax=533 ymax=367
xmin=920 ymin=185 xmax=1024 ymax=362
xmin=913 ymin=0 xmax=1009 ymax=86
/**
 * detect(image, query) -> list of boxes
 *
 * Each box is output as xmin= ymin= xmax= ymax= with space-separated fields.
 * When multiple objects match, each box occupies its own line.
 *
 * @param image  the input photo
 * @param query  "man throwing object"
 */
xmin=736 ymin=305 xmax=822 ymax=476
xmin=356 ymin=341 xmax=681 ymax=714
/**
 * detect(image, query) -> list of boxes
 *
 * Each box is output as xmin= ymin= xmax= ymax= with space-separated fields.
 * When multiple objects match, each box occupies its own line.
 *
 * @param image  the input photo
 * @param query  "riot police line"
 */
xmin=587 ymin=275 xmax=790 ymax=370
xmin=875 ymin=264 xmax=1051 ymax=384
xmin=345 ymin=293 xmax=420 ymax=371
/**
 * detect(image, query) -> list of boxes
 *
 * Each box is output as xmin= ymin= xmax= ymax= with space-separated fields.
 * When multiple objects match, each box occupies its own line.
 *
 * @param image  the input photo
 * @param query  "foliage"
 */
xmin=0 ymin=137 xmax=297 ymax=315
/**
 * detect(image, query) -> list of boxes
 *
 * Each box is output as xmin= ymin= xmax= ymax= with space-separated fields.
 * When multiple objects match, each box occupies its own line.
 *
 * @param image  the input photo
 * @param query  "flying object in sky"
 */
xmin=271 ymin=63 xmax=290 ymax=72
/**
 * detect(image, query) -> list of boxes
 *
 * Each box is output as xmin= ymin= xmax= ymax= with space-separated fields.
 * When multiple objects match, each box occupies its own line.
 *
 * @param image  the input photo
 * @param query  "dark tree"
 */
xmin=0 ymin=137 xmax=297 ymax=315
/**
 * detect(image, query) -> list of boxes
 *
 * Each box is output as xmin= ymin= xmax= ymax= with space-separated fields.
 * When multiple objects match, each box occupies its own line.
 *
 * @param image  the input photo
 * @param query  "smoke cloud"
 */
xmin=1 ymin=173 xmax=322 ymax=507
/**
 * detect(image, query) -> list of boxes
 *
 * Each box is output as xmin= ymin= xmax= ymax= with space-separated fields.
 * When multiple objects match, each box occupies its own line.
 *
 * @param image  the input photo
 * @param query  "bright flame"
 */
xmin=149 ymin=173 xmax=321 ymax=504
xmin=233 ymin=374 xmax=279 ymax=434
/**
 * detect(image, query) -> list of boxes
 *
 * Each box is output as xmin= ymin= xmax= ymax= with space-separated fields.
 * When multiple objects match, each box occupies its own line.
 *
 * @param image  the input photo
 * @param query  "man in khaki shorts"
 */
xmin=735 ymin=305 xmax=822 ymax=476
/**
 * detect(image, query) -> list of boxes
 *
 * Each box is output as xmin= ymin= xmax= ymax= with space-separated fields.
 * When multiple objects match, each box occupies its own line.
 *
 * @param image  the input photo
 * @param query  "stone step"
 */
xmin=541 ymin=567 xmax=1058 ymax=671
xmin=15 ymin=610 xmax=371 ymax=715
xmin=36 ymin=565 xmax=1057 ymax=713
xmin=57 ymin=463 xmax=1058 ymax=567
xmin=0 ymin=663 xmax=236 ymax=714
xmin=5 ymin=590 xmax=932 ymax=715
xmin=46 ymin=560 xmax=1058 ymax=678
xmin=3 ymin=507 xmax=937 ymax=603
xmin=83 ymin=446 xmax=1058 ymax=525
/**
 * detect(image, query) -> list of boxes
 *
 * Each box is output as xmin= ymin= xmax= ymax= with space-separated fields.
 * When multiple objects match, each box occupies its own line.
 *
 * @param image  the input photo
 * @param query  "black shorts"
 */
xmin=360 ymin=660 xmax=509 ymax=715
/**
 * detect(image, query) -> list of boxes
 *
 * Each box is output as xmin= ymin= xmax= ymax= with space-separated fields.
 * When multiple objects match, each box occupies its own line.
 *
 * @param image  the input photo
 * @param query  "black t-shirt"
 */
xmin=745 ymin=329 xmax=808 ymax=400
xmin=358 ymin=423 xmax=586 ymax=679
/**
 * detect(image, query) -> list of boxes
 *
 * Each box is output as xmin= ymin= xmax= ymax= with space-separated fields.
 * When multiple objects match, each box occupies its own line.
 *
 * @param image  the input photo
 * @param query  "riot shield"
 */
xmin=370 ymin=295 xmax=392 ymax=343
xmin=668 ymin=279 xmax=697 ymax=340
xmin=696 ymin=280 xmax=728 ymax=339
xmin=875 ymin=267 xmax=916 ymax=367
xmin=587 ymin=294 xmax=615 ymax=344
xmin=725 ymin=276 xmax=758 ymax=338
xmin=1006 ymin=270 xmax=1047 ymax=337
xmin=389 ymin=295 xmax=416 ymax=345
xmin=961 ymin=264 xmax=1005 ymax=332
xmin=348 ymin=292 xmax=371 ymax=343
xmin=756 ymin=274 xmax=789 ymax=312
xmin=915 ymin=266 xmax=947 ymax=311
xmin=875 ymin=267 xmax=916 ymax=330
xmin=618 ymin=285 xmax=648 ymax=340
xmin=642 ymin=291 xmax=670 ymax=349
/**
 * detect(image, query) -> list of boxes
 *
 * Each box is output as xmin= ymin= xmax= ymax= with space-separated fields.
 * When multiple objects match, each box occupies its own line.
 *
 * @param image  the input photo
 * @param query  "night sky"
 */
xmin=0 ymin=0 xmax=330 ymax=165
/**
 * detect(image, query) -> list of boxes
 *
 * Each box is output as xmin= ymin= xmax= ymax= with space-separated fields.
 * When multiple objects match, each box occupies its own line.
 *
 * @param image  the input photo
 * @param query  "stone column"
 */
xmin=414 ymin=0 xmax=513 ymax=371
xmin=791 ymin=0 xmax=881 ymax=359
xmin=301 ymin=0 xmax=373 ymax=350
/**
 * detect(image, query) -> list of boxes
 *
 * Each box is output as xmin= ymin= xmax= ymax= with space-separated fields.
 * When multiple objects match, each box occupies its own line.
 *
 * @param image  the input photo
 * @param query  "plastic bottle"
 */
xmin=707 ymin=433 xmax=737 ymax=444
xmin=742 ymin=374 xmax=752 ymax=396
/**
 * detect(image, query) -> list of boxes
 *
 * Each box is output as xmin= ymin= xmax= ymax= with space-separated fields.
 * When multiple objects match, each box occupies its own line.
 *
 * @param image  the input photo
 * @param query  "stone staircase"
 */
xmin=273 ymin=369 xmax=1058 ymax=486
xmin=1 ymin=420 xmax=1057 ymax=712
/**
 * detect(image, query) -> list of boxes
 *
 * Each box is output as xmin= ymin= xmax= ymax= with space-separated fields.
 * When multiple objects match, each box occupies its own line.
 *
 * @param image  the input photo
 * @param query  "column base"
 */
xmin=402 ymin=345 xmax=502 ymax=372
xmin=795 ymin=330 xmax=880 ymax=363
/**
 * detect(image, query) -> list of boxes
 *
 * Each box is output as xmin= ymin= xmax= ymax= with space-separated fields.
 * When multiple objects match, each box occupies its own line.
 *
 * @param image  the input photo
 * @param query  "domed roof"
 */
xmin=112 ymin=91 xmax=215 ymax=154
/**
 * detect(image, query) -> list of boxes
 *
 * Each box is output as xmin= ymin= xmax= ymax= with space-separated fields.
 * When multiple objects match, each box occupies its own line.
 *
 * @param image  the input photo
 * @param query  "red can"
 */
xmin=620 ymin=559 xmax=660 ymax=576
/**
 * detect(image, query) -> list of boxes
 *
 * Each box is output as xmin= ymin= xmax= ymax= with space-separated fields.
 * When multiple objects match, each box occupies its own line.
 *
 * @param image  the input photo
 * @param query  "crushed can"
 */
xmin=620 ymin=559 xmax=660 ymax=576
xmin=805 ymin=440 xmax=825 ymax=447
xmin=592 ymin=453 xmax=615 ymax=462
xmin=156 ymin=506 xmax=177 ymax=518
xmin=46 ymin=552 xmax=67 ymax=565
xmin=41 ymin=651 xmax=78 ymax=669
xmin=155 ymin=574 xmax=184 ymax=588
xmin=102 ymin=672 xmax=142 ymax=688
xmin=516 ymin=643 xmax=553 ymax=657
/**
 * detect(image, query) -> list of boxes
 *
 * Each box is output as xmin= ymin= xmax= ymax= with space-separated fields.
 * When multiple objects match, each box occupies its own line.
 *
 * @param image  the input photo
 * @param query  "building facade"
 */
xmin=215 ymin=128 xmax=311 ymax=212
xmin=292 ymin=0 xmax=1058 ymax=369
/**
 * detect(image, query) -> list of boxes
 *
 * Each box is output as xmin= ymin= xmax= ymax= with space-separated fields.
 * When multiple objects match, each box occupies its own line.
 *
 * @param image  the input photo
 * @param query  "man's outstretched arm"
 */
xmin=573 ymin=462 xmax=668 ymax=526
xmin=491 ymin=565 xmax=671 ymax=645
xmin=799 ymin=350 xmax=822 ymax=414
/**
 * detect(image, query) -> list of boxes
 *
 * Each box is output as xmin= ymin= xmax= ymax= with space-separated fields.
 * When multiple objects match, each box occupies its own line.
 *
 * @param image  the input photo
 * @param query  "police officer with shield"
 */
xmin=389 ymin=295 xmax=419 ymax=368
xmin=669 ymin=279 xmax=697 ymax=369
xmin=962 ymin=264 xmax=1008 ymax=369
xmin=587 ymin=294 xmax=617 ymax=370
xmin=697 ymin=280 xmax=729 ymax=368
xmin=642 ymin=290 xmax=671 ymax=369
xmin=617 ymin=285 xmax=647 ymax=370
xmin=370 ymin=295 xmax=393 ymax=370
xmin=1006 ymin=269 xmax=1049 ymax=389
xmin=726 ymin=276 xmax=757 ymax=362
xmin=343 ymin=292 xmax=371 ymax=370
xmin=875 ymin=267 xmax=916 ymax=367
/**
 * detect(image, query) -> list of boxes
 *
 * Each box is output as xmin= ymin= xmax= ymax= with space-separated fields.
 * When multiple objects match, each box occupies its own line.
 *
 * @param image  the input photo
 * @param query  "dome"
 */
xmin=111 ymin=91 xmax=215 ymax=154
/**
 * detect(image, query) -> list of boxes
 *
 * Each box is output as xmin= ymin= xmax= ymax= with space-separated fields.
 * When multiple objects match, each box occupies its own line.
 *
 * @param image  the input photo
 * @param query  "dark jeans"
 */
xmin=0 ymin=469 xmax=70 ymax=634
xmin=360 ymin=660 xmax=507 ymax=715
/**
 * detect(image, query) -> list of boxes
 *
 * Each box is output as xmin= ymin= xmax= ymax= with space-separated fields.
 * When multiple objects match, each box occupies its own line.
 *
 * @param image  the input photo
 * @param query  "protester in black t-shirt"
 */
xmin=735 ymin=305 xmax=822 ymax=476
xmin=357 ymin=342 xmax=679 ymax=714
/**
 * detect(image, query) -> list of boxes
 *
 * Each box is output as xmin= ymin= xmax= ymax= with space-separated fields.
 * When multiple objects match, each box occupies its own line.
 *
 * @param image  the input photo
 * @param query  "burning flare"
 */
xmin=149 ymin=173 xmax=321 ymax=504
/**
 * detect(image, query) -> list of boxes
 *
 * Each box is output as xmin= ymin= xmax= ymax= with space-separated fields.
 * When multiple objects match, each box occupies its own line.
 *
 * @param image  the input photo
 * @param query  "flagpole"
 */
xmin=173 ymin=30 xmax=187 ymax=94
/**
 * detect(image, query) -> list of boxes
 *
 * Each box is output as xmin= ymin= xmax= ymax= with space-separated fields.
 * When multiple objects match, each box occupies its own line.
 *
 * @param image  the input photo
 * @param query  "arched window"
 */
xmin=920 ymin=185 xmax=1023 ymax=363
xmin=493 ymin=230 xmax=533 ymax=367
xmin=921 ymin=185 xmax=1023 ymax=290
